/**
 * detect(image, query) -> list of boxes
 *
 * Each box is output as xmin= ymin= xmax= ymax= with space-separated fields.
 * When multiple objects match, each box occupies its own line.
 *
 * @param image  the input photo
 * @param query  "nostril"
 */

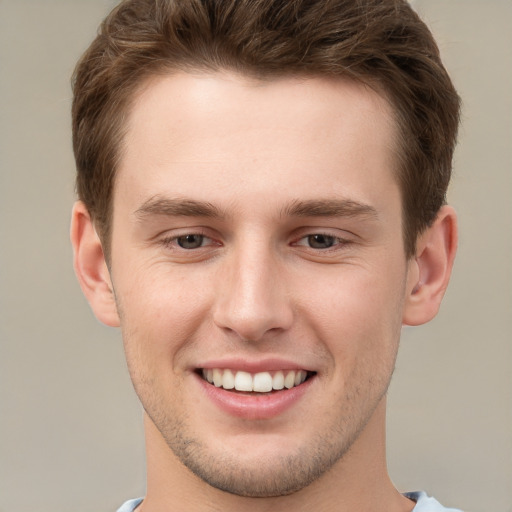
xmin=211 ymin=276 xmax=294 ymax=342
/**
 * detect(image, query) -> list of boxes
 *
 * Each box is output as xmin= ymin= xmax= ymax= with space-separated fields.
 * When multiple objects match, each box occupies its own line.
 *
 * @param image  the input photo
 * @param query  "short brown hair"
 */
xmin=72 ymin=0 xmax=460 ymax=258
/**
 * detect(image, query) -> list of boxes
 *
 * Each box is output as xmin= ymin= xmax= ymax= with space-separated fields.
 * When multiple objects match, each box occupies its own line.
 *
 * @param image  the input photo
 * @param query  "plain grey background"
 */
xmin=0 ymin=1 xmax=511 ymax=511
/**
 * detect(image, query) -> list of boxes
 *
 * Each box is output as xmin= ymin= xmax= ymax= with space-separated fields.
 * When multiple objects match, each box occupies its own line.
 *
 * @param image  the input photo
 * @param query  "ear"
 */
xmin=70 ymin=201 xmax=120 ymax=327
xmin=402 ymin=205 xmax=458 ymax=326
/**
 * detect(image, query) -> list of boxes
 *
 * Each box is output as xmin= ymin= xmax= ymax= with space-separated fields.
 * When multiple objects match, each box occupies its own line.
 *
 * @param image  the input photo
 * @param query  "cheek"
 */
xmin=300 ymin=262 xmax=406 ymax=364
xmin=115 ymin=265 xmax=213 ymax=369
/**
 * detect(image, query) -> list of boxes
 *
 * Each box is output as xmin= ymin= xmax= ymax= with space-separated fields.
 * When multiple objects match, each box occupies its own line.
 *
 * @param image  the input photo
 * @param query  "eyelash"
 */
xmin=292 ymin=233 xmax=351 ymax=251
xmin=160 ymin=232 xmax=216 ymax=251
xmin=159 ymin=231 xmax=351 ymax=252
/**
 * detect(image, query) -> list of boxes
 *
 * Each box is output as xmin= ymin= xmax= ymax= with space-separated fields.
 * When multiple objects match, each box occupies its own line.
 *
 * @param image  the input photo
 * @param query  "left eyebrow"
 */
xmin=281 ymin=199 xmax=379 ymax=220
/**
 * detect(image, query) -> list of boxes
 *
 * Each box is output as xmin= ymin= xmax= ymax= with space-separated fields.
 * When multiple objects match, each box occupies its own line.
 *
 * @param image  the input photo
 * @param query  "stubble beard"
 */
xmin=119 ymin=303 xmax=402 ymax=499
xmin=122 ymin=328 xmax=398 ymax=498
xmin=158 ymin=417 xmax=348 ymax=497
xmin=143 ymin=381 xmax=390 ymax=498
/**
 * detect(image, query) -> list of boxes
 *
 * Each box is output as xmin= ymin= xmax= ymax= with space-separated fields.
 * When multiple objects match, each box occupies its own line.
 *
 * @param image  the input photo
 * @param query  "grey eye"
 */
xmin=176 ymin=234 xmax=205 ymax=249
xmin=307 ymin=234 xmax=336 ymax=249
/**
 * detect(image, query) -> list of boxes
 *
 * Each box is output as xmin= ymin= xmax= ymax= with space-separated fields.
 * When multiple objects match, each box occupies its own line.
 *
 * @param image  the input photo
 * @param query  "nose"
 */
xmin=212 ymin=242 xmax=294 ymax=342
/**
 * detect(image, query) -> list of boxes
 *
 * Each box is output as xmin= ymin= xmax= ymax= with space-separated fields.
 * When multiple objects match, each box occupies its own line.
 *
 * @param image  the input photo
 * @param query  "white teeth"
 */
xmin=253 ymin=372 xmax=273 ymax=392
xmin=213 ymin=368 xmax=223 ymax=387
xmin=202 ymin=368 xmax=309 ymax=392
xmin=234 ymin=371 xmax=253 ymax=391
xmin=272 ymin=371 xmax=285 ymax=390
xmin=222 ymin=369 xmax=235 ymax=389
xmin=294 ymin=370 xmax=307 ymax=386
xmin=284 ymin=371 xmax=295 ymax=389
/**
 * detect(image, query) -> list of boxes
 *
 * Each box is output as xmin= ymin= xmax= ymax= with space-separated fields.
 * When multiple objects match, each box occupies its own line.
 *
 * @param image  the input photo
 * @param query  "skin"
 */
xmin=71 ymin=72 xmax=457 ymax=512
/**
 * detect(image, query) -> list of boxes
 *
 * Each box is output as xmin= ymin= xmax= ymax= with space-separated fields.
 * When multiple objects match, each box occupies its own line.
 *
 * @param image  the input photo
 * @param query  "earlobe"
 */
xmin=70 ymin=201 xmax=120 ymax=327
xmin=402 ymin=205 xmax=458 ymax=326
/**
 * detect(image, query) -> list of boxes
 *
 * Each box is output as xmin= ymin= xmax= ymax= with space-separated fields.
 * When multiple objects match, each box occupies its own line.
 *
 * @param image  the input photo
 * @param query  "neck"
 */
xmin=139 ymin=399 xmax=414 ymax=512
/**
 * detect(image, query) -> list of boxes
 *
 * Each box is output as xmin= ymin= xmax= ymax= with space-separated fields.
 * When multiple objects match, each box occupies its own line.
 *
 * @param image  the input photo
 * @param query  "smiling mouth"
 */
xmin=199 ymin=368 xmax=314 ymax=393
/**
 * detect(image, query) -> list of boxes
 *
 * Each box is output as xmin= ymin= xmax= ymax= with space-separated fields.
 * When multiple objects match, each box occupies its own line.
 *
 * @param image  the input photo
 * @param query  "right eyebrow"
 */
xmin=134 ymin=196 xmax=225 ymax=221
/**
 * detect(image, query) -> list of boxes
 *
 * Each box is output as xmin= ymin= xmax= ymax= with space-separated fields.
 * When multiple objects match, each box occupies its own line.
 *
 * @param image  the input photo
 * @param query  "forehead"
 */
xmin=116 ymin=71 xmax=399 ymax=214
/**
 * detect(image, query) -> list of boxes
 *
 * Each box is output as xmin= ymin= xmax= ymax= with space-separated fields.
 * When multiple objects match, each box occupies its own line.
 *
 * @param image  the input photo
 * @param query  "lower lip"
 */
xmin=195 ymin=373 xmax=314 ymax=420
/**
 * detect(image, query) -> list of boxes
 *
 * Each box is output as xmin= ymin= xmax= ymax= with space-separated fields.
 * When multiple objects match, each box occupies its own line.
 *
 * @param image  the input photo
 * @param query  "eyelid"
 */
xmin=291 ymin=225 xmax=353 ymax=240
xmin=159 ymin=228 xmax=221 ymax=250
xmin=293 ymin=233 xmax=350 ymax=247
xmin=156 ymin=226 xmax=354 ymax=251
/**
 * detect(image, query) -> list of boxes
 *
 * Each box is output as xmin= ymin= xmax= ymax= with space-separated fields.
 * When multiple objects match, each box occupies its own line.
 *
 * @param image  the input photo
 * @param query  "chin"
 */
xmin=181 ymin=449 xmax=330 ymax=497
xmin=157 ymin=417 xmax=359 ymax=498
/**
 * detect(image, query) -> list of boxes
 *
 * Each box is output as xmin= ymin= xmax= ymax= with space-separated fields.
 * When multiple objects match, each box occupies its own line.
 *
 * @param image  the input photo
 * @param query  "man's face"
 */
xmin=109 ymin=72 xmax=414 ymax=496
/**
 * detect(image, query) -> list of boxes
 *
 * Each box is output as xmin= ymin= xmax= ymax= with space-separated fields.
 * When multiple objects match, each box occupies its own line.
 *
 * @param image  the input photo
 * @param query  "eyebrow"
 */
xmin=134 ymin=196 xmax=378 ymax=222
xmin=281 ymin=199 xmax=378 ymax=220
xmin=134 ymin=196 xmax=224 ymax=220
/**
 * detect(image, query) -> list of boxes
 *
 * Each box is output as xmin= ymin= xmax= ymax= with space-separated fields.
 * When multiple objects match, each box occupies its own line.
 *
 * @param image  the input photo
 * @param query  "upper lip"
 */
xmin=195 ymin=357 xmax=315 ymax=373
